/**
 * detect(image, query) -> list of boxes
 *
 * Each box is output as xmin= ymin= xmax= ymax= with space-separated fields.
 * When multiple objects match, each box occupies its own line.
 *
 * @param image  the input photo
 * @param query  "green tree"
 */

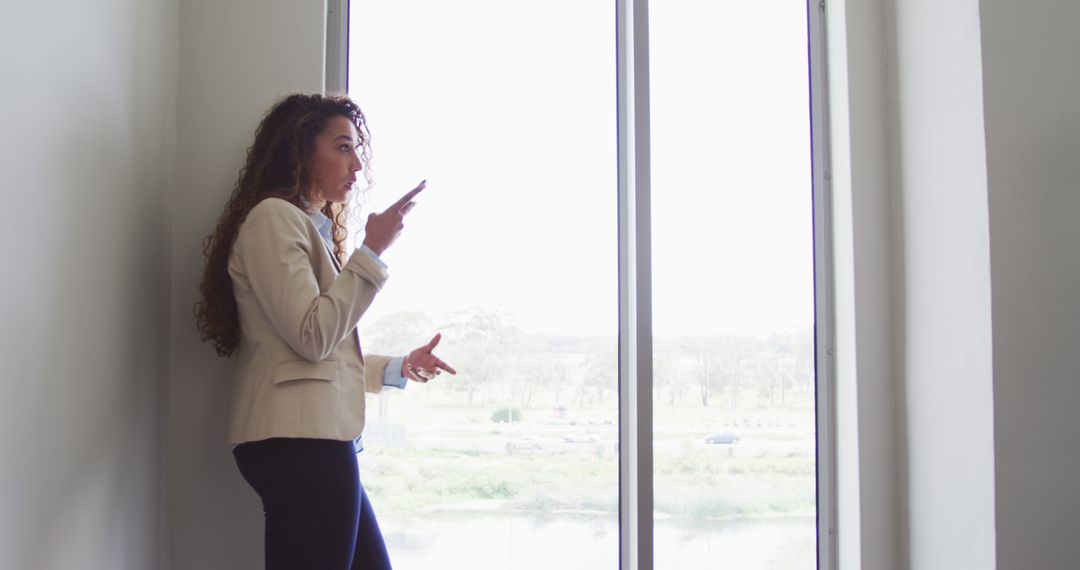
xmin=437 ymin=305 xmax=521 ymax=407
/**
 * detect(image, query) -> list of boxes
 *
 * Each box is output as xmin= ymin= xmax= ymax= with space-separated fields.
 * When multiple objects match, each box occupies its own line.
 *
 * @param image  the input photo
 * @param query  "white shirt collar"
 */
xmin=298 ymin=196 xmax=334 ymax=246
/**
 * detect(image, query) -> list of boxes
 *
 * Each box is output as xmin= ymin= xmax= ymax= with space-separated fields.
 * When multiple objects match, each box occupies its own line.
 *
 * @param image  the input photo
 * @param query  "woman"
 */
xmin=194 ymin=92 xmax=456 ymax=569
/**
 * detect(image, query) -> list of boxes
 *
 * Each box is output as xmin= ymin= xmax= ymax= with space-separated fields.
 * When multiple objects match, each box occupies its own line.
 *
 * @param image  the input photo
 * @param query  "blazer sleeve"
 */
xmin=363 ymin=354 xmax=393 ymax=394
xmin=235 ymin=199 xmax=390 ymax=362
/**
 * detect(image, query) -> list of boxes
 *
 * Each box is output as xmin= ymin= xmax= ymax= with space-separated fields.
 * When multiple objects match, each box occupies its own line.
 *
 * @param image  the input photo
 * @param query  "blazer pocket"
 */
xmin=271 ymin=359 xmax=338 ymax=384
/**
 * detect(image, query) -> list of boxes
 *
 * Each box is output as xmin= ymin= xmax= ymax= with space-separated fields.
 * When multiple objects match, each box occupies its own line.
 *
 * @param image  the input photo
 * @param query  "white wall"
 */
xmin=890 ymin=1 xmax=997 ymax=568
xmin=825 ymin=0 xmax=900 ymax=566
xmin=836 ymin=0 xmax=1080 ymax=567
xmin=0 ymin=0 xmax=176 ymax=568
xmin=167 ymin=1 xmax=327 ymax=568
xmin=980 ymin=1 xmax=1080 ymax=568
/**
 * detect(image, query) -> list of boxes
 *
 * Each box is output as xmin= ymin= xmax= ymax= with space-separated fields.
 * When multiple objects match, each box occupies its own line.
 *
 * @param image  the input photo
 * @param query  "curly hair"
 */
xmin=194 ymin=92 xmax=375 ymax=357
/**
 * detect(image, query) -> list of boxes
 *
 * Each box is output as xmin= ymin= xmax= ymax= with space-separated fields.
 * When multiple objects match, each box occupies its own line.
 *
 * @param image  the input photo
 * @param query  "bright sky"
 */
xmin=347 ymin=0 xmax=814 ymax=339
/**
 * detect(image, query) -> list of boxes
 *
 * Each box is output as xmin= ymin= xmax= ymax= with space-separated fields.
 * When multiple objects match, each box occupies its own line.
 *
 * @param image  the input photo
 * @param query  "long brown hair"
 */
xmin=194 ymin=93 xmax=374 ymax=357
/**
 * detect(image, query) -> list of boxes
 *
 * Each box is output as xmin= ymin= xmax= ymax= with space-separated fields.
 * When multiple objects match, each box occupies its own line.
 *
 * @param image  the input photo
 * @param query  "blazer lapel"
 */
xmin=318 ymin=239 xmax=365 ymax=364
xmin=323 ymin=241 xmax=342 ymax=273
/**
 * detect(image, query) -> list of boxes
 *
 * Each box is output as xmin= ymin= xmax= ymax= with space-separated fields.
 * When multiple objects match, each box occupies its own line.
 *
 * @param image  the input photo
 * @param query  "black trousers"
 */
xmin=233 ymin=437 xmax=392 ymax=570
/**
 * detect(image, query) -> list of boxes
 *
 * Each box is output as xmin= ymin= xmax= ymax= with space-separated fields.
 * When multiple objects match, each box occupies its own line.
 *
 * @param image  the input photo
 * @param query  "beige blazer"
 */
xmin=225 ymin=197 xmax=394 ymax=445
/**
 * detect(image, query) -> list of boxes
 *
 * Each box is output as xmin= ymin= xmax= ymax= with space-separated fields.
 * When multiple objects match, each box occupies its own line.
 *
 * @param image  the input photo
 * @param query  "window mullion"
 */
xmin=617 ymin=0 xmax=653 ymax=569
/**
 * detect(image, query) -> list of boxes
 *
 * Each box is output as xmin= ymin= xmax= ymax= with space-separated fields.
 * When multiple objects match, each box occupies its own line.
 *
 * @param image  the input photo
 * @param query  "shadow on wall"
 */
xmin=16 ymin=1 xmax=172 ymax=567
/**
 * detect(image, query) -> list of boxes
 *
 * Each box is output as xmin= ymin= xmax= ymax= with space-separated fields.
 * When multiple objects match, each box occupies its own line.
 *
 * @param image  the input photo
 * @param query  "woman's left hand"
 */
xmin=402 ymin=332 xmax=458 ymax=383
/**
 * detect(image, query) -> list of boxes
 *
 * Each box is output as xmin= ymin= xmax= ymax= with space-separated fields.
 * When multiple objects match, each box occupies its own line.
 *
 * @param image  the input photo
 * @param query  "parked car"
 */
xmin=564 ymin=434 xmax=598 ymax=443
xmin=508 ymin=436 xmax=543 ymax=452
xmin=705 ymin=432 xmax=741 ymax=445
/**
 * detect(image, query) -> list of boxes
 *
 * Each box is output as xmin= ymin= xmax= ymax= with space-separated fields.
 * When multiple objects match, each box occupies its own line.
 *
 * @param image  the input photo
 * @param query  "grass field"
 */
xmin=359 ymin=396 xmax=816 ymax=521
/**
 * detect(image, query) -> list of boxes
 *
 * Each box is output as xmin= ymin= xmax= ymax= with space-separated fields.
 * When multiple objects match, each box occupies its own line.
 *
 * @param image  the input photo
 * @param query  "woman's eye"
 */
xmin=338 ymin=144 xmax=350 ymax=152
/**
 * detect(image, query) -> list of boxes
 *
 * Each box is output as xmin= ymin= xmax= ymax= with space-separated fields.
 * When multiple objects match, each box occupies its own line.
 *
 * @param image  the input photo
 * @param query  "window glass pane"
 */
xmin=649 ymin=1 xmax=818 ymax=568
xmin=348 ymin=2 xmax=618 ymax=568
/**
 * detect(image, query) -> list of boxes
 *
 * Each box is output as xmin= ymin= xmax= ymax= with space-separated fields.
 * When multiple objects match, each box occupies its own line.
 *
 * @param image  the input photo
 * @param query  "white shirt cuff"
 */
xmin=358 ymin=243 xmax=388 ymax=269
xmin=383 ymin=356 xmax=408 ymax=389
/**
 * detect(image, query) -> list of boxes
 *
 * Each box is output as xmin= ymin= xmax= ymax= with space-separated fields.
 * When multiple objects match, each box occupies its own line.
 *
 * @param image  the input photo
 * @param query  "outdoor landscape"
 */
xmin=357 ymin=307 xmax=816 ymax=569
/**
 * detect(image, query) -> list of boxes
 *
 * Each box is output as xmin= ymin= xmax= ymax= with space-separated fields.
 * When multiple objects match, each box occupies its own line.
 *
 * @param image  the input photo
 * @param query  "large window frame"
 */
xmin=324 ymin=1 xmax=837 ymax=567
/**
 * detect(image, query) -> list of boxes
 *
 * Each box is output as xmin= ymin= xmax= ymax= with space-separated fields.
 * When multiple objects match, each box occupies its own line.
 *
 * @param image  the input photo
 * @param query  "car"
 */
xmin=508 ymin=437 xmax=543 ymax=452
xmin=564 ymin=434 xmax=598 ymax=443
xmin=705 ymin=432 xmax=741 ymax=445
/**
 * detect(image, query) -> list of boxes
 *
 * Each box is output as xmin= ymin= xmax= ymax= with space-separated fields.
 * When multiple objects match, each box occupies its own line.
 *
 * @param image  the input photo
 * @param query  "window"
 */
xmin=649 ymin=2 xmax=821 ymax=567
xmin=327 ymin=0 xmax=834 ymax=568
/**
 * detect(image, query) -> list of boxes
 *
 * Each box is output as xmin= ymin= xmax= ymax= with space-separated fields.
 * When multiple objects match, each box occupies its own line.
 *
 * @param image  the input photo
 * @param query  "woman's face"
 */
xmin=310 ymin=115 xmax=363 ymax=205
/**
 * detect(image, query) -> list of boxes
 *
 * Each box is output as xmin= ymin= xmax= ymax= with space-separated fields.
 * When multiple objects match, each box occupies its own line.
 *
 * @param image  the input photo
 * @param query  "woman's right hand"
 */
xmin=362 ymin=180 xmax=426 ymax=255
